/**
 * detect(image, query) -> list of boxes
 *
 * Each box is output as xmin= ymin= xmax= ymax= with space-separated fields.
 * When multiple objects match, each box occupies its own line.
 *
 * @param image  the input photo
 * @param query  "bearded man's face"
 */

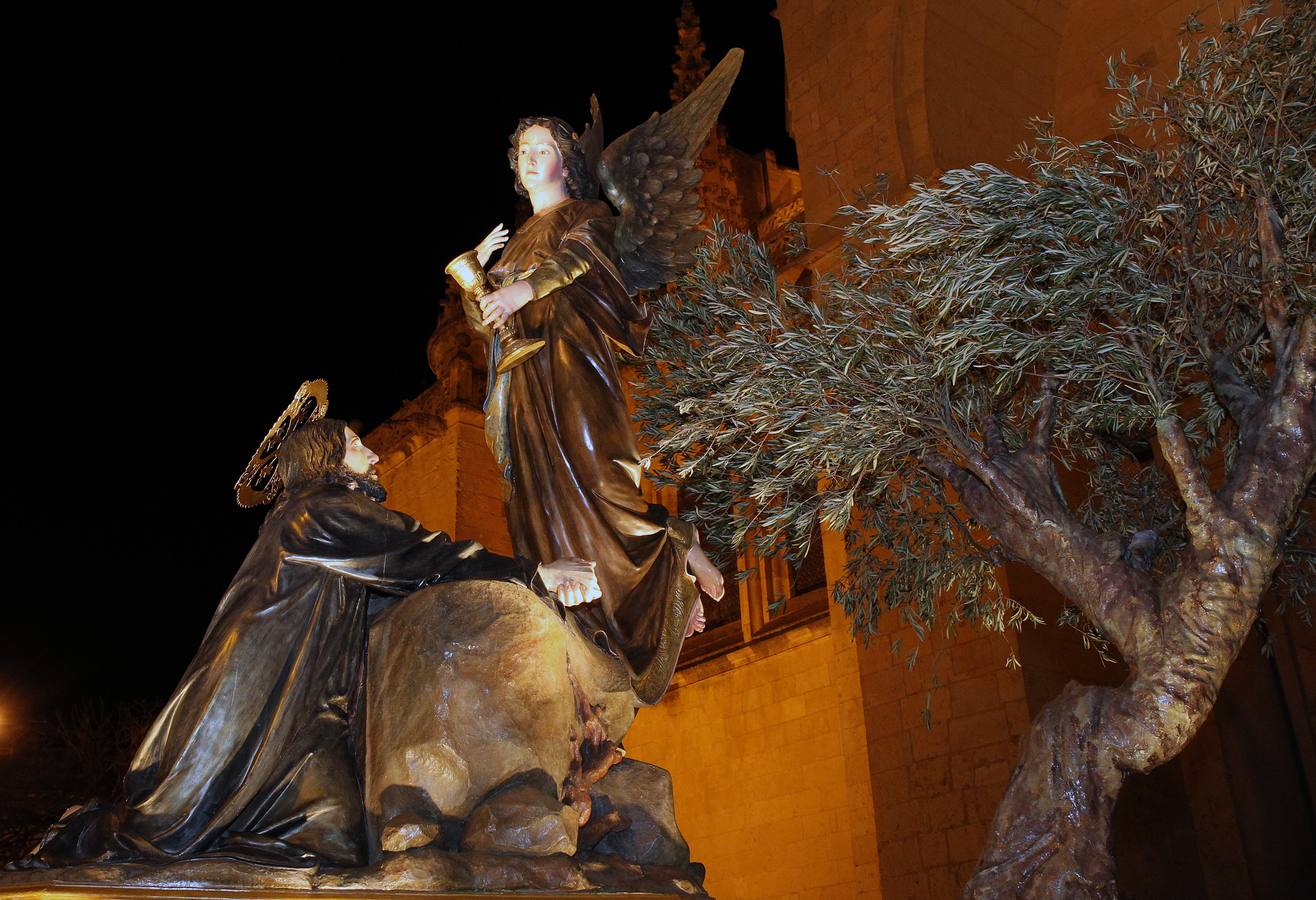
xmin=343 ymin=428 xmax=380 ymax=477
xmin=339 ymin=427 xmax=386 ymax=502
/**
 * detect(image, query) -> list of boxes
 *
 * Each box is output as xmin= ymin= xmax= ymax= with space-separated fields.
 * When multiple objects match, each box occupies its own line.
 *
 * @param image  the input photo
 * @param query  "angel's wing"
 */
xmin=577 ymin=95 xmax=604 ymax=199
xmin=597 ymin=48 xmax=743 ymax=294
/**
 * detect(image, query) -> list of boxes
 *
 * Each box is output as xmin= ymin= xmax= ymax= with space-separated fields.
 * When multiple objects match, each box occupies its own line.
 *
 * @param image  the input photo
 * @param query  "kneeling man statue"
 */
xmin=13 ymin=383 xmax=597 ymax=871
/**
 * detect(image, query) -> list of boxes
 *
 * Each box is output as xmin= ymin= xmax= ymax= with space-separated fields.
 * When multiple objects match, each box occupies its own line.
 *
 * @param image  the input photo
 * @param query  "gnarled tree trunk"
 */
xmin=963 ymin=547 xmax=1285 ymax=899
xmin=928 ymin=260 xmax=1314 ymax=898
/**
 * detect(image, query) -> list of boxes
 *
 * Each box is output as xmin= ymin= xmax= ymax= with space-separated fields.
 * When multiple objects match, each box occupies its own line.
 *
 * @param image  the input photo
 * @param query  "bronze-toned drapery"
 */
xmin=15 ymin=481 xmax=535 ymax=869
xmin=485 ymin=199 xmax=698 ymax=705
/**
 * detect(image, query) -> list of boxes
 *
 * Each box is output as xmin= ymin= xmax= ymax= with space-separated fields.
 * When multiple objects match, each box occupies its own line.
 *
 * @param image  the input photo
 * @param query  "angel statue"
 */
xmin=448 ymin=50 xmax=742 ymax=704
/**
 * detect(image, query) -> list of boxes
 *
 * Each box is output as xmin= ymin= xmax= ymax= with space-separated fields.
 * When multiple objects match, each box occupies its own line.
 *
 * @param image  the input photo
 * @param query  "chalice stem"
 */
xmin=494 ymin=315 xmax=545 ymax=374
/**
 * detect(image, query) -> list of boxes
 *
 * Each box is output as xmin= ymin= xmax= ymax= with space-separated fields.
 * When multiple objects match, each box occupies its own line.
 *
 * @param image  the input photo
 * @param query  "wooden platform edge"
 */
xmin=1 ymin=888 xmax=677 ymax=899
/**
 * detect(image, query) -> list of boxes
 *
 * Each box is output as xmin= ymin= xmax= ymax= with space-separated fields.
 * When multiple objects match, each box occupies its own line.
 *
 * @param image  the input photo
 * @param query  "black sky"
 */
xmin=4 ymin=3 xmax=793 ymax=724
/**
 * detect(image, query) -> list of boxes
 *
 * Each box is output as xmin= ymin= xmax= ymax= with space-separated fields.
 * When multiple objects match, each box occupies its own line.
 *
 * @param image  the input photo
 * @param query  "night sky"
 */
xmin=4 ymin=3 xmax=793 ymax=727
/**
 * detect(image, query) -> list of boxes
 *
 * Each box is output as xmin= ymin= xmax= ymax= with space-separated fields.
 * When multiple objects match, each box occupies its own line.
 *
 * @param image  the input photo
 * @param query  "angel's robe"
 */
xmin=487 ymin=198 xmax=699 ymax=705
xmin=16 ymin=480 xmax=536 ymax=869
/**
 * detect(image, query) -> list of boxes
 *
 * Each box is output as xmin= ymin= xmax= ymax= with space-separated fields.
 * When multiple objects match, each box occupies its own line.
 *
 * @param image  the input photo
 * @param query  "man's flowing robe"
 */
xmin=19 ymin=480 xmax=536 ymax=868
xmin=486 ymin=199 xmax=699 ymax=705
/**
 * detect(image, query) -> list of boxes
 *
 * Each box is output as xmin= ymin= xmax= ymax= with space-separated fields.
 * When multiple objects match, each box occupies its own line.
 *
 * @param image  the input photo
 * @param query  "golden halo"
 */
xmin=234 ymin=379 xmax=329 ymax=507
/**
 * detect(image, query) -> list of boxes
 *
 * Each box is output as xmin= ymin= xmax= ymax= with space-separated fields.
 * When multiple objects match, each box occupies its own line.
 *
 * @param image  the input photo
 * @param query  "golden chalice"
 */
xmin=445 ymin=250 xmax=544 ymax=373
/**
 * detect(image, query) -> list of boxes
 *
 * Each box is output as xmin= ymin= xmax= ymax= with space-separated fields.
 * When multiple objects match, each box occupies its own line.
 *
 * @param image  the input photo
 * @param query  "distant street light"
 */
xmin=0 ymin=703 xmax=14 ymax=756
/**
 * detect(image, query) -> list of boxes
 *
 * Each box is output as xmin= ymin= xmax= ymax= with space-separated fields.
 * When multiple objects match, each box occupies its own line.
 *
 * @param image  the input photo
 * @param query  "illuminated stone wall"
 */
xmin=367 ymin=299 xmax=513 ymax=556
xmin=372 ymin=401 xmax=512 ymax=556
xmin=626 ymin=604 xmax=881 ymax=899
xmin=776 ymin=0 xmax=1204 ymax=228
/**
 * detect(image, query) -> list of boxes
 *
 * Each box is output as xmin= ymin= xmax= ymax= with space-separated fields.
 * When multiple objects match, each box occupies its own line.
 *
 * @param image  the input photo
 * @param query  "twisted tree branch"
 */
xmin=923 ymin=385 xmax=1158 ymax=661
xmin=1257 ymin=194 xmax=1290 ymax=355
xmin=982 ymin=411 xmax=1007 ymax=458
xmin=1208 ymin=351 xmax=1261 ymax=428
xmin=939 ymin=391 xmax=1030 ymax=514
xmin=1155 ymin=416 xmax=1224 ymax=550
xmin=1223 ymin=316 xmax=1316 ymax=538
xmin=1030 ymin=376 xmax=1059 ymax=453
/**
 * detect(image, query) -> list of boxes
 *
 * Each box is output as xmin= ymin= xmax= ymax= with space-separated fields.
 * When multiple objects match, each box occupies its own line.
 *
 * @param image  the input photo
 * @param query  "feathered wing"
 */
xmin=596 ymin=48 xmax=743 ymax=294
xmin=578 ymin=95 xmax=604 ymax=198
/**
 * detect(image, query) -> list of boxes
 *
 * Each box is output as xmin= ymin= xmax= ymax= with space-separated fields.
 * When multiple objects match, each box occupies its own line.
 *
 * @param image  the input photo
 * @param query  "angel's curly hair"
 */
xmin=508 ymin=116 xmax=596 ymax=200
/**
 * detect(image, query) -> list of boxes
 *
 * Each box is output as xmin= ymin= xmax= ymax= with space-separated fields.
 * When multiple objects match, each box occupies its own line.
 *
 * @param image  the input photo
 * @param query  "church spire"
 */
xmin=671 ymin=0 xmax=710 ymax=103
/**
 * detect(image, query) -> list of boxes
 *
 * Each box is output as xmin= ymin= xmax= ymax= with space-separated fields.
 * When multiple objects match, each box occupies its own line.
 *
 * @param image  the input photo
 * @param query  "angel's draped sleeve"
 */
xmin=492 ymin=200 xmax=652 ymax=357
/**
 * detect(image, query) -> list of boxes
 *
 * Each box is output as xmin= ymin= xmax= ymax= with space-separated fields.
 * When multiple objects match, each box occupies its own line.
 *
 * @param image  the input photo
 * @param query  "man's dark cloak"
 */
xmin=17 ymin=479 xmax=535 ymax=869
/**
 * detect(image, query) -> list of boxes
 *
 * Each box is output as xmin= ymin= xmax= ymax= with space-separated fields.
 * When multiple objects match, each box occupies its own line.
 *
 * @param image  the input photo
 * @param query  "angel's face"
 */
xmin=517 ymin=125 xmax=564 ymax=192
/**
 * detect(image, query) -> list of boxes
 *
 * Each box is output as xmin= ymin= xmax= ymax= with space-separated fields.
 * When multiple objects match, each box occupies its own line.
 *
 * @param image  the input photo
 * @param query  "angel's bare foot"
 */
xmin=685 ymin=535 xmax=725 ymax=601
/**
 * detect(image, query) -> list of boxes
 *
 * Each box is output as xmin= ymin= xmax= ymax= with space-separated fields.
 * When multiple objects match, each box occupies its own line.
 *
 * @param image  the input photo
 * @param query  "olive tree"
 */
xmin=637 ymin=6 xmax=1313 ymax=896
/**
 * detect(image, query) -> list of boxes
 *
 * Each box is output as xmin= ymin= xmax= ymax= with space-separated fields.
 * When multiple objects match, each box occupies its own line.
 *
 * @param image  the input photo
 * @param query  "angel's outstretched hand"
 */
xmin=538 ymin=557 xmax=602 ymax=608
xmin=475 ymin=223 xmax=509 ymax=268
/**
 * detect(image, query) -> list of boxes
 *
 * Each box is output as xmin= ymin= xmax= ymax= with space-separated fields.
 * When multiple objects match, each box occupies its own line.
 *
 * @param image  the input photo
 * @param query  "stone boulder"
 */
xmin=366 ymin=579 xmax=641 ymax=856
xmin=591 ymin=759 xmax=692 ymax=870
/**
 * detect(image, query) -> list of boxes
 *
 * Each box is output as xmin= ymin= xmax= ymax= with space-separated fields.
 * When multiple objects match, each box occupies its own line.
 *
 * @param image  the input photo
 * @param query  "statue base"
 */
xmin=3 ymin=581 xmax=708 ymax=898
xmin=0 ymin=848 xmax=707 ymax=898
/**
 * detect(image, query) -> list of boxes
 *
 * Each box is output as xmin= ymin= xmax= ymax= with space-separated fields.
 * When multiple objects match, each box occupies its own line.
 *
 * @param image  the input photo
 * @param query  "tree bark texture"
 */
xmin=928 ymin=310 xmax=1314 ymax=898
